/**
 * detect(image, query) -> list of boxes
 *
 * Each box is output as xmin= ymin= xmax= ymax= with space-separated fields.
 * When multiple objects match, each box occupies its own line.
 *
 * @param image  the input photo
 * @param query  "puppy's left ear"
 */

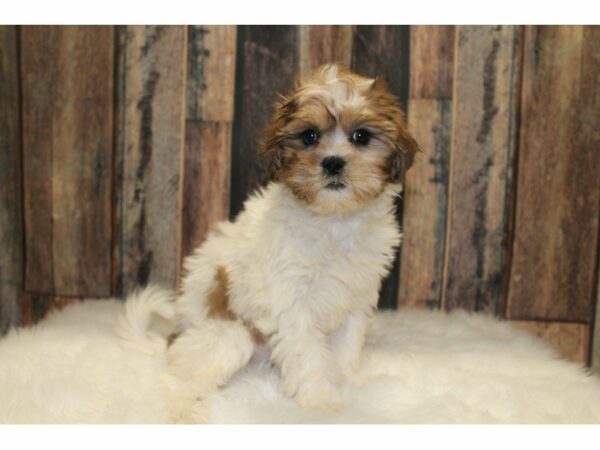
xmin=259 ymin=96 xmax=296 ymax=181
xmin=389 ymin=127 xmax=419 ymax=184
xmin=369 ymin=78 xmax=419 ymax=183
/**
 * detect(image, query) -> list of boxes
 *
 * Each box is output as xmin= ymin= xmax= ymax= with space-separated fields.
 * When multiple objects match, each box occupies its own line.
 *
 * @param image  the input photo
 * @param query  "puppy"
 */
xmin=167 ymin=63 xmax=419 ymax=415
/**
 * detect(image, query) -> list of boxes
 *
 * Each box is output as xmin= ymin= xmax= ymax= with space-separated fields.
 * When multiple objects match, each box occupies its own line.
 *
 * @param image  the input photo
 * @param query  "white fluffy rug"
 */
xmin=1 ymin=300 xmax=600 ymax=423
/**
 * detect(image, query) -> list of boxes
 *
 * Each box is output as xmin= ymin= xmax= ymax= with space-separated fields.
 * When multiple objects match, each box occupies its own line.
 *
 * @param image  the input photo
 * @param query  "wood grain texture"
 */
xmin=352 ymin=26 xmax=410 ymax=309
xmin=0 ymin=26 xmax=23 ymax=333
xmin=299 ymin=26 xmax=353 ymax=75
xmin=442 ymin=26 xmax=522 ymax=314
xmin=398 ymin=26 xmax=455 ymax=309
xmin=21 ymin=26 xmax=114 ymax=297
xmin=182 ymin=26 xmax=236 ymax=260
xmin=506 ymin=26 xmax=600 ymax=322
xmin=512 ymin=320 xmax=590 ymax=365
xmin=230 ymin=26 xmax=298 ymax=219
xmin=113 ymin=26 xmax=187 ymax=296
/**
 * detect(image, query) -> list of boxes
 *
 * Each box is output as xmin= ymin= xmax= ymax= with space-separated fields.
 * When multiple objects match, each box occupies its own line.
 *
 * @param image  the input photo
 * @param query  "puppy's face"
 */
xmin=260 ymin=64 xmax=419 ymax=215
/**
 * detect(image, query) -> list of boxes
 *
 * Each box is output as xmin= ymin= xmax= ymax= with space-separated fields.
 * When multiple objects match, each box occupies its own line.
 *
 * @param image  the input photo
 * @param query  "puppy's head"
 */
xmin=260 ymin=63 xmax=419 ymax=215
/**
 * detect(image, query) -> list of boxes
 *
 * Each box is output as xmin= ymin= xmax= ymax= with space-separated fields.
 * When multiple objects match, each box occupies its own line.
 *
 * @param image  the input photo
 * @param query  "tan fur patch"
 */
xmin=206 ymin=266 xmax=236 ymax=320
xmin=206 ymin=266 xmax=266 ymax=346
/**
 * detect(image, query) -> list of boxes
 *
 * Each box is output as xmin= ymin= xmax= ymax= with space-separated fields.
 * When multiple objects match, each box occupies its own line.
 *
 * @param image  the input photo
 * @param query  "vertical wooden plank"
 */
xmin=182 ymin=26 xmax=236 ymax=260
xmin=398 ymin=25 xmax=455 ymax=309
xmin=442 ymin=26 xmax=522 ymax=314
xmin=511 ymin=321 xmax=590 ymax=366
xmin=298 ymin=25 xmax=353 ymax=75
xmin=352 ymin=25 xmax=410 ymax=309
xmin=230 ymin=26 xmax=298 ymax=219
xmin=113 ymin=26 xmax=187 ymax=296
xmin=0 ymin=26 xmax=22 ymax=333
xmin=21 ymin=26 xmax=114 ymax=297
xmin=506 ymin=26 xmax=600 ymax=321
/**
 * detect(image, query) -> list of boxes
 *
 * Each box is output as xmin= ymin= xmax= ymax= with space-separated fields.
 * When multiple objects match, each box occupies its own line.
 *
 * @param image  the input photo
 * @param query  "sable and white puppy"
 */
xmin=166 ymin=63 xmax=419 ymax=415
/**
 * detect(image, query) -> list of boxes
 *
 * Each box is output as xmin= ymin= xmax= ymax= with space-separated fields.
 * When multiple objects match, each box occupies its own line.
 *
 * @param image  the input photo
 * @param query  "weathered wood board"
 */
xmin=20 ymin=26 xmax=114 ymax=297
xmin=398 ymin=25 xmax=455 ymax=310
xmin=0 ymin=26 xmax=23 ymax=334
xmin=113 ymin=26 xmax=187 ymax=296
xmin=506 ymin=26 xmax=600 ymax=322
xmin=442 ymin=26 xmax=521 ymax=314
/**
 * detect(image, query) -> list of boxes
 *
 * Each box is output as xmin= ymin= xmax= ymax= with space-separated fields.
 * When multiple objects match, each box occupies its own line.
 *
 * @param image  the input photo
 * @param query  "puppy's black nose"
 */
xmin=321 ymin=156 xmax=346 ymax=176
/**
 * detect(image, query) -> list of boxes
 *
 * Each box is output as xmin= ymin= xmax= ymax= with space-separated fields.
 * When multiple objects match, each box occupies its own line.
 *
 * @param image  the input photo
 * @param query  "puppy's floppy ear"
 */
xmin=389 ymin=127 xmax=419 ymax=184
xmin=259 ymin=95 xmax=296 ymax=181
xmin=369 ymin=78 xmax=419 ymax=183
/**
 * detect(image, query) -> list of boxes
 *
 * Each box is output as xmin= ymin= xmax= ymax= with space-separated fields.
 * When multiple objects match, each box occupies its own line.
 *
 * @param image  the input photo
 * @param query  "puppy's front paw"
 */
xmin=295 ymin=378 xmax=346 ymax=412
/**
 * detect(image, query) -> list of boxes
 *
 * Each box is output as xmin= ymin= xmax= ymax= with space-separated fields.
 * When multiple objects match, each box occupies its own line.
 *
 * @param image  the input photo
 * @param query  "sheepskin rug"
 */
xmin=1 ymin=299 xmax=600 ymax=424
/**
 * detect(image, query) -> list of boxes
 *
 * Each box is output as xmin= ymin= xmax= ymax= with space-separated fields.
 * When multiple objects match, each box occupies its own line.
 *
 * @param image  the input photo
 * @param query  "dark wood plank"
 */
xmin=21 ymin=26 xmax=114 ymax=297
xmin=230 ymin=26 xmax=298 ymax=219
xmin=113 ymin=26 xmax=187 ymax=296
xmin=299 ymin=25 xmax=353 ymax=75
xmin=442 ymin=26 xmax=522 ymax=314
xmin=0 ymin=26 xmax=23 ymax=333
xmin=511 ymin=321 xmax=590 ymax=366
xmin=398 ymin=25 xmax=455 ymax=309
xmin=182 ymin=26 xmax=236 ymax=260
xmin=351 ymin=25 xmax=410 ymax=309
xmin=506 ymin=26 xmax=600 ymax=322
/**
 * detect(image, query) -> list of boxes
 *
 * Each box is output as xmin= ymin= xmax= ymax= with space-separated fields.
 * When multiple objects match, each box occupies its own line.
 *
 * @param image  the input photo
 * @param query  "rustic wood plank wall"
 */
xmin=1 ymin=25 xmax=600 ymax=367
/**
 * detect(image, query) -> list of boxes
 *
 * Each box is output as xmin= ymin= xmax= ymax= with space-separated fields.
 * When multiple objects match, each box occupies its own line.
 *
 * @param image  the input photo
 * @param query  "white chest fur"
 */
xmin=219 ymin=183 xmax=402 ymax=334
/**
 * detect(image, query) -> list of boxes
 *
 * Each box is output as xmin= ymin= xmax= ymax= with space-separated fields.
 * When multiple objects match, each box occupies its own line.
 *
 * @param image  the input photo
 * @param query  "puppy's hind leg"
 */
xmin=164 ymin=319 xmax=254 ymax=423
xmin=177 ymin=234 xmax=227 ymax=329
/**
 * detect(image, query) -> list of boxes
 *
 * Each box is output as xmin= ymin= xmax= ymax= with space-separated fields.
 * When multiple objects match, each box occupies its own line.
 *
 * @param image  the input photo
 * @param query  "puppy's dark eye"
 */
xmin=351 ymin=128 xmax=371 ymax=146
xmin=301 ymin=129 xmax=319 ymax=147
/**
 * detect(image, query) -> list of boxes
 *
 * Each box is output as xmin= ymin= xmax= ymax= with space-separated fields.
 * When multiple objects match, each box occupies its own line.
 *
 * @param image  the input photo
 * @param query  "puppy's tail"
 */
xmin=115 ymin=285 xmax=178 ymax=355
